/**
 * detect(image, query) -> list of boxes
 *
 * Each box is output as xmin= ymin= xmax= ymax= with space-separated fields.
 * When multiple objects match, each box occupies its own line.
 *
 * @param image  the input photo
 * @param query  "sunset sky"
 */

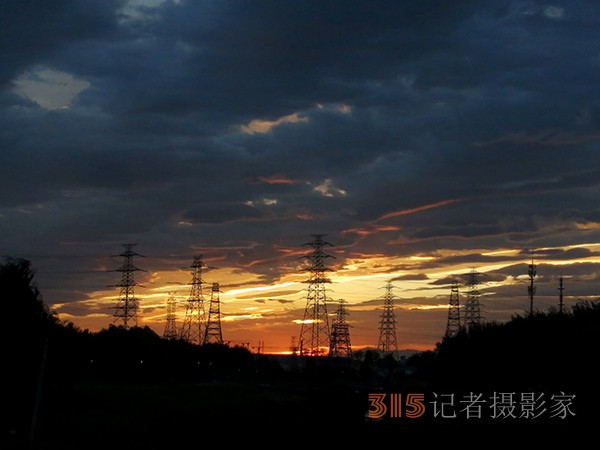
xmin=2 ymin=1 xmax=600 ymax=353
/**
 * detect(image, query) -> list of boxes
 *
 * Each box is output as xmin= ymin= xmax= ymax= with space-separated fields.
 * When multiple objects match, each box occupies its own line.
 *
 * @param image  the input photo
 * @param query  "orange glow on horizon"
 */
xmin=50 ymin=240 xmax=600 ymax=354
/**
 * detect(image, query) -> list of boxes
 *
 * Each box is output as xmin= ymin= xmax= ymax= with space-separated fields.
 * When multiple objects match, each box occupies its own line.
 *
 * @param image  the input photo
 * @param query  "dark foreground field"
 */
xmin=2 ymin=259 xmax=598 ymax=447
xmin=31 ymin=363 xmax=595 ymax=448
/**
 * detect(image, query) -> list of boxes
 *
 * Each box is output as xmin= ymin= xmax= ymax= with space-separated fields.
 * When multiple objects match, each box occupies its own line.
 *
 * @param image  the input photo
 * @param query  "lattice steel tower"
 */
xmin=180 ymin=256 xmax=207 ymax=344
xmin=463 ymin=269 xmax=484 ymax=328
xmin=329 ymin=299 xmax=352 ymax=358
xmin=528 ymin=251 xmax=537 ymax=317
xmin=113 ymin=244 xmax=143 ymax=329
xmin=558 ymin=276 xmax=565 ymax=314
xmin=445 ymin=280 xmax=461 ymax=338
xmin=163 ymin=292 xmax=178 ymax=340
xmin=299 ymin=234 xmax=334 ymax=356
xmin=204 ymin=282 xmax=223 ymax=344
xmin=377 ymin=282 xmax=399 ymax=355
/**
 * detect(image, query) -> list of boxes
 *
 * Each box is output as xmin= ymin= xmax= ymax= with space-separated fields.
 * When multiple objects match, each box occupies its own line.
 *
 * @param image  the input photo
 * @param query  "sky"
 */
xmin=2 ymin=0 xmax=600 ymax=353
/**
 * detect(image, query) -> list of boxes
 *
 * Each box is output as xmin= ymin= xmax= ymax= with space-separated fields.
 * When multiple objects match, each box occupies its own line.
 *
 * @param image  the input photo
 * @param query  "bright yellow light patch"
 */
xmin=293 ymin=319 xmax=319 ymax=325
xmin=223 ymin=281 xmax=298 ymax=297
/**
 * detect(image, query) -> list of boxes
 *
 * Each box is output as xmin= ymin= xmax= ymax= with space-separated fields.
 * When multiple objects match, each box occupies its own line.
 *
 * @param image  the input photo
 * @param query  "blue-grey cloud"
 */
xmin=2 ymin=0 xmax=600 ymax=310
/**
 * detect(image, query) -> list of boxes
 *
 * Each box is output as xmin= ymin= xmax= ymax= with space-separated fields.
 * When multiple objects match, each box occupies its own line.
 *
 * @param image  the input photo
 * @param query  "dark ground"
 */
xmin=29 ymin=349 xmax=596 ymax=448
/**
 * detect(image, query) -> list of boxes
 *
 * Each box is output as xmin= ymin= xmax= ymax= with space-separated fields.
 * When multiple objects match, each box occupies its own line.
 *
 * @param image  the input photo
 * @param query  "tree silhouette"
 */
xmin=0 ymin=257 xmax=56 ymax=447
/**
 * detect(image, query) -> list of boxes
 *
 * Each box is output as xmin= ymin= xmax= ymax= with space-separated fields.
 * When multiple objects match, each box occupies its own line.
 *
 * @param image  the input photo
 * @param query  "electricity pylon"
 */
xmin=180 ymin=256 xmax=207 ymax=344
xmin=113 ymin=244 xmax=143 ymax=329
xmin=204 ymin=282 xmax=223 ymax=344
xmin=299 ymin=234 xmax=334 ymax=356
xmin=528 ymin=251 xmax=537 ymax=317
xmin=163 ymin=292 xmax=178 ymax=340
xmin=445 ymin=280 xmax=461 ymax=338
xmin=377 ymin=282 xmax=399 ymax=355
xmin=463 ymin=269 xmax=484 ymax=328
xmin=329 ymin=299 xmax=352 ymax=358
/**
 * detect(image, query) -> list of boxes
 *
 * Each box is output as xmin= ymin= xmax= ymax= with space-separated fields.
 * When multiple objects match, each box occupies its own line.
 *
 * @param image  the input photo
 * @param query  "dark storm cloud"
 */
xmin=0 ymin=0 xmax=123 ymax=87
xmin=494 ymin=261 xmax=600 ymax=280
xmin=2 ymin=0 xmax=600 ymax=310
xmin=519 ymin=247 xmax=600 ymax=260
xmin=135 ymin=0 xmax=480 ymax=118
xmin=391 ymin=273 xmax=429 ymax=281
xmin=430 ymin=276 xmax=459 ymax=287
xmin=182 ymin=202 xmax=264 ymax=224
xmin=482 ymin=261 xmax=600 ymax=304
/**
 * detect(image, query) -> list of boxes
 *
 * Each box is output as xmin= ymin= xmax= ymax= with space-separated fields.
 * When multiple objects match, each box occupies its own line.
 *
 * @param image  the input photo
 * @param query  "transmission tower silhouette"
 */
xmin=558 ymin=276 xmax=565 ymax=314
xmin=329 ymin=299 xmax=352 ymax=358
xmin=180 ymin=256 xmax=207 ymax=344
xmin=163 ymin=292 xmax=178 ymax=340
xmin=289 ymin=336 xmax=299 ymax=356
xmin=528 ymin=251 xmax=537 ymax=317
xmin=463 ymin=269 xmax=484 ymax=328
xmin=377 ymin=282 xmax=399 ymax=355
xmin=112 ymin=244 xmax=144 ymax=329
xmin=204 ymin=282 xmax=223 ymax=344
xmin=445 ymin=280 xmax=461 ymax=338
xmin=299 ymin=234 xmax=334 ymax=356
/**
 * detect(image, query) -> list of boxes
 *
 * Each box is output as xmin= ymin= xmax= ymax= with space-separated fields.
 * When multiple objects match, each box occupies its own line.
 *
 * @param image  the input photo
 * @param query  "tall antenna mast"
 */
xmin=298 ymin=234 xmax=334 ymax=356
xmin=112 ymin=244 xmax=144 ymax=329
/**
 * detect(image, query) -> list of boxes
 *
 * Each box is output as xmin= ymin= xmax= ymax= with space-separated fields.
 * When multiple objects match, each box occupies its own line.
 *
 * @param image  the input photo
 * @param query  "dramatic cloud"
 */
xmin=2 ymin=0 xmax=600 ymax=350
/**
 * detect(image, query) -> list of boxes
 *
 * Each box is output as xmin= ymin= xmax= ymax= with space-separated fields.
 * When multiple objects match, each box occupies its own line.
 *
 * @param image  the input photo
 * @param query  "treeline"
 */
xmin=406 ymin=301 xmax=600 ymax=431
xmin=410 ymin=302 xmax=600 ymax=390
xmin=0 ymin=258 xmax=259 ymax=447
xmin=0 ymin=257 xmax=257 ymax=378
